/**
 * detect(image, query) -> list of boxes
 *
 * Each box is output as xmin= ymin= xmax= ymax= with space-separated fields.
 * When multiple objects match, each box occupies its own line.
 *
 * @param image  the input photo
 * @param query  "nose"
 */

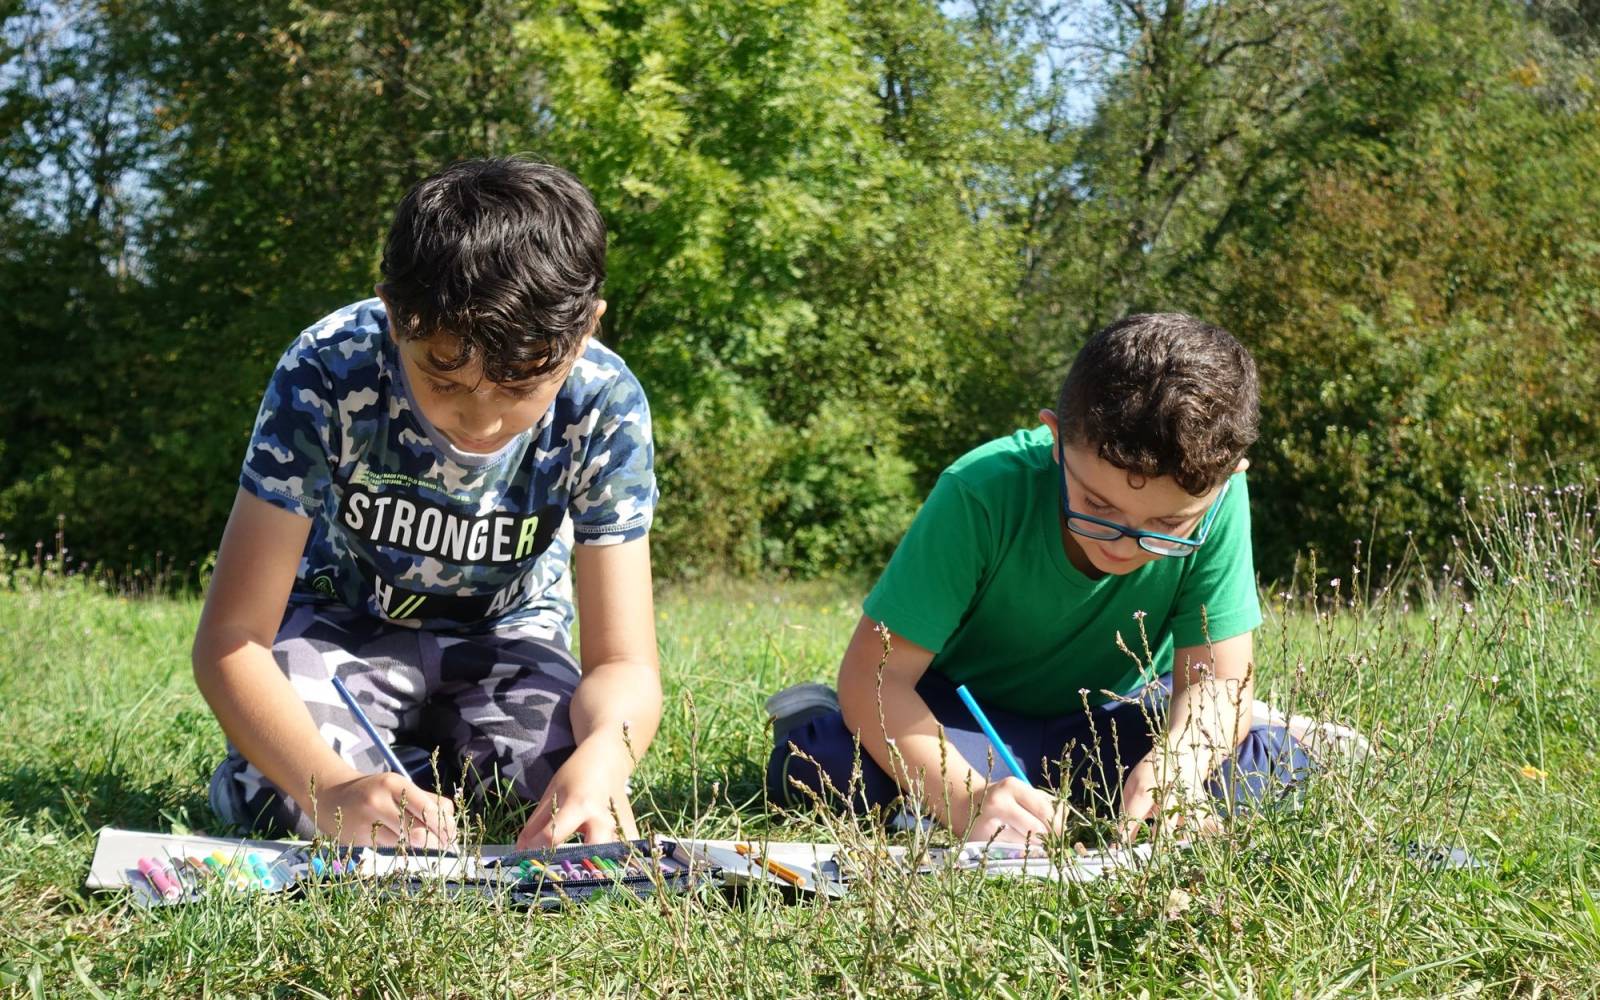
xmin=455 ymin=392 xmax=506 ymax=437
xmin=1107 ymin=535 xmax=1141 ymax=558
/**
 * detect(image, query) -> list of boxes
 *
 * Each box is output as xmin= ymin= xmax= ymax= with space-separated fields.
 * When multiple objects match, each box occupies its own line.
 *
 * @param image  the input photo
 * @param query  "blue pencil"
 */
xmin=955 ymin=684 xmax=1031 ymax=787
xmin=330 ymin=675 xmax=408 ymax=776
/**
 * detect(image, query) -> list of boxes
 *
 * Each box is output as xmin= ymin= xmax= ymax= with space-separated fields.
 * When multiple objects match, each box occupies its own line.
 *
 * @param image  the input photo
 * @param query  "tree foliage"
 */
xmin=1219 ymin=1 xmax=1600 ymax=573
xmin=2 ymin=0 xmax=1597 ymax=583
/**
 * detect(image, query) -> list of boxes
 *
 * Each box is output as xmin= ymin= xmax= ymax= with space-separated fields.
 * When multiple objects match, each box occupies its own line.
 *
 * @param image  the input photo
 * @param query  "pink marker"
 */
xmin=137 ymin=857 xmax=182 ymax=901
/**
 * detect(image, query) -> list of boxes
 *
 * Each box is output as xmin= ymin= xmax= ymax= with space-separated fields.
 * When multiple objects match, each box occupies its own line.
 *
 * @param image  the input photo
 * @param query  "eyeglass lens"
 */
xmin=1067 ymin=517 xmax=1197 ymax=556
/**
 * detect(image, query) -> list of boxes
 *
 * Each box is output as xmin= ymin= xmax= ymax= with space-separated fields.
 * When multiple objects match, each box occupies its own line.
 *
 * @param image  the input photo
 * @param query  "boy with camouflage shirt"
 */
xmin=195 ymin=158 xmax=660 ymax=849
xmin=768 ymin=314 xmax=1310 ymax=841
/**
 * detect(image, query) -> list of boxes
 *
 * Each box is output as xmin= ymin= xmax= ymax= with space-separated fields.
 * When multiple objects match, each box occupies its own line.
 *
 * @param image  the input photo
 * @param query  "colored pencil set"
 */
xmin=483 ymin=839 xmax=712 ymax=907
xmin=132 ymin=850 xmax=292 ymax=902
xmin=119 ymin=838 xmax=714 ymax=909
xmin=504 ymin=852 xmax=689 ymax=884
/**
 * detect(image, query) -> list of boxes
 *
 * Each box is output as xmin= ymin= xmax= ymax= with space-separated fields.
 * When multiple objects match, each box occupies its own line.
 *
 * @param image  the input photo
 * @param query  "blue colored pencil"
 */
xmin=330 ymin=675 xmax=408 ymax=776
xmin=955 ymin=684 xmax=1031 ymax=787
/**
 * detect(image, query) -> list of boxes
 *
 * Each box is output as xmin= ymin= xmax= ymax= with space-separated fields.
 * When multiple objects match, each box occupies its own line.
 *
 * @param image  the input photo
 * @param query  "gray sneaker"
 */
xmin=765 ymin=682 xmax=841 ymax=747
xmin=207 ymin=755 xmax=253 ymax=831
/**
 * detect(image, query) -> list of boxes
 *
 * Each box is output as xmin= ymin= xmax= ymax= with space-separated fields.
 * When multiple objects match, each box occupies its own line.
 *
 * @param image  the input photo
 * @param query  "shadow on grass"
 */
xmin=636 ymin=749 xmax=770 ymax=831
xmin=0 ymin=760 xmax=212 ymax=836
xmin=0 ymin=739 xmax=783 ymax=846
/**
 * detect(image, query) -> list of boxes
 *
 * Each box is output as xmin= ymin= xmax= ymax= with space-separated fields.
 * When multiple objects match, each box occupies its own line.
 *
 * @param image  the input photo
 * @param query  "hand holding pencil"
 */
xmin=310 ymin=772 xmax=458 ymax=850
xmin=949 ymin=684 xmax=1071 ymax=844
xmin=319 ymin=676 xmax=458 ymax=850
xmin=950 ymin=777 xmax=1069 ymax=844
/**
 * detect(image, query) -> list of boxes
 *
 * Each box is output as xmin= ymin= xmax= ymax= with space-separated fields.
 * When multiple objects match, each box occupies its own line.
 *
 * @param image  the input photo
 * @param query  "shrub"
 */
xmin=1222 ymin=88 xmax=1600 ymax=578
xmin=761 ymin=401 xmax=918 ymax=578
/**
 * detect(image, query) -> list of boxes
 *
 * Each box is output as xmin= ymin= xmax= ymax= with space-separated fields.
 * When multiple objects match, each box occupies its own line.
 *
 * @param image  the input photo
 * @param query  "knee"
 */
xmin=1209 ymin=725 xmax=1313 ymax=808
xmin=766 ymin=711 xmax=868 ymax=811
xmin=209 ymin=757 xmax=315 ymax=839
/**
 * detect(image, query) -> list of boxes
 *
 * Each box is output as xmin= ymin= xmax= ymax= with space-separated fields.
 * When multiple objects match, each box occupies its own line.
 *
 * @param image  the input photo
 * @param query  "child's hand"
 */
xmin=309 ymin=773 xmax=459 ymax=849
xmin=1118 ymin=754 xmax=1218 ymax=842
xmin=515 ymin=742 xmax=637 ymax=849
xmin=952 ymin=776 xmax=1069 ymax=844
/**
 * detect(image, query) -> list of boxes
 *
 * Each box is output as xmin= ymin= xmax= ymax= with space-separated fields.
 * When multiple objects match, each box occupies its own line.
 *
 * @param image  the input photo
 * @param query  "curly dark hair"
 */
xmin=378 ymin=157 xmax=606 ymax=383
xmin=1056 ymin=313 xmax=1259 ymax=495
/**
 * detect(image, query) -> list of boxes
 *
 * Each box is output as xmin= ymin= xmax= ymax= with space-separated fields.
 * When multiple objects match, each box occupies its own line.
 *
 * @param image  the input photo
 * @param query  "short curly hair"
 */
xmin=378 ymin=157 xmax=606 ymax=383
xmin=1056 ymin=313 xmax=1258 ymax=495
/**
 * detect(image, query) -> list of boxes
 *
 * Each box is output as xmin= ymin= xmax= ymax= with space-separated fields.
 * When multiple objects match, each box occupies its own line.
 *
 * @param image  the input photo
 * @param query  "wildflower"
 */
xmin=1164 ymin=887 xmax=1193 ymax=919
xmin=1519 ymin=765 xmax=1548 ymax=780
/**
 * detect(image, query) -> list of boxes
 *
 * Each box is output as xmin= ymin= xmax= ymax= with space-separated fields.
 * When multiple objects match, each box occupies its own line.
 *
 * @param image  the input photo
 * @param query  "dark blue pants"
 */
xmin=767 ymin=671 xmax=1309 ymax=819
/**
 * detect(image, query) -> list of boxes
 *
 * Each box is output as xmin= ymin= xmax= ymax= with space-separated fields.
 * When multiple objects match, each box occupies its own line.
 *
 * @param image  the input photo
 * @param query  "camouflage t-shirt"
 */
xmin=239 ymin=298 xmax=655 ymax=643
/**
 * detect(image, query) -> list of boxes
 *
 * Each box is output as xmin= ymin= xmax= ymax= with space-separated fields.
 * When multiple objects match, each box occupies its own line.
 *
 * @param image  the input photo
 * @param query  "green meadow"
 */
xmin=1 ymin=482 xmax=1598 ymax=998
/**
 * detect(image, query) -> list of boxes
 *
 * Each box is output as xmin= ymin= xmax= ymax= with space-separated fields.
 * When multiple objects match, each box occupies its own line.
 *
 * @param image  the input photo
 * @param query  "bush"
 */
xmin=647 ymin=369 xmax=783 ymax=579
xmin=760 ymin=402 xmax=918 ymax=578
xmin=1224 ymin=130 xmax=1600 ymax=578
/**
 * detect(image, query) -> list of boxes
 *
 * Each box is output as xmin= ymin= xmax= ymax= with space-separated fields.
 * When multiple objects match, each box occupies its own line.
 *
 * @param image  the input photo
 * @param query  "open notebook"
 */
xmin=90 ymin=827 xmax=1155 ymax=906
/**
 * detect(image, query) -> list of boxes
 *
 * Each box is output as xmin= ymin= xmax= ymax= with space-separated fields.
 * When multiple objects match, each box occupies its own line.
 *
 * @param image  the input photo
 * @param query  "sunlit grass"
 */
xmin=1 ymin=481 xmax=1597 ymax=997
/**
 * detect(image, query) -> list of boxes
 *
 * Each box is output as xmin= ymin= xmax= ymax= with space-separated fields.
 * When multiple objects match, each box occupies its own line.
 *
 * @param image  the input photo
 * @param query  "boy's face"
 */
xmin=389 ymin=298 xmax=604 ymax=455
xmin=1039 ymin=409 xmax=1241 ymax=577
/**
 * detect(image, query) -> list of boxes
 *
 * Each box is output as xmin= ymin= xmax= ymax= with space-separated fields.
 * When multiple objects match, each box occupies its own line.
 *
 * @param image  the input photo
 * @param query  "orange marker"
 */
xmin=735 ymin=843 xmax=804 ymax=888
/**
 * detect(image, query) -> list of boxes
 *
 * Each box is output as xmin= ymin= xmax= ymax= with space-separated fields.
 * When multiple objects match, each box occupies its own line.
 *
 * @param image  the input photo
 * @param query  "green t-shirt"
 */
xmin=863 ymin=425 xmax=1261 ymax=718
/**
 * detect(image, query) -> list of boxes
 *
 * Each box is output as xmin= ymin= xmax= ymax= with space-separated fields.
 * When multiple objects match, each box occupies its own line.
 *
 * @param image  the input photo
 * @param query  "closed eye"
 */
xmin=426 ymin=378 xmax=464 ymax=395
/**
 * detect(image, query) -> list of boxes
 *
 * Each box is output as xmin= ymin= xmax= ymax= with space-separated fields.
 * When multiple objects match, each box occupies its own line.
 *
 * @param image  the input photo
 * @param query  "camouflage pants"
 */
xmin=208 ymin=603 xmax=579 ymax=838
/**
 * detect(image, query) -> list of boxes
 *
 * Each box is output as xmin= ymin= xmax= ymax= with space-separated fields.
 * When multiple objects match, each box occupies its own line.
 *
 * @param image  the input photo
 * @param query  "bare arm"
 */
xmin=1120 ymin=630 xmax=1255 ymax=835
xmin=193 ymin=489 xmax=349 ymax=802
xmin=1164 ymin=631 xmax=1255 ymax=783
xmin=835 ymin=616 xmax=1068 ymax=840
xmin=192 ymin=488 xmax=455 ymax=846
xmin=517 ymin=536 xmax=662 ymax=847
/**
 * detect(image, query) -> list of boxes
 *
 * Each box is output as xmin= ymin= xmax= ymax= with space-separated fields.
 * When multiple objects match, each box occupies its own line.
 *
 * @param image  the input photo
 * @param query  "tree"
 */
xmin=1217 ymin=0 xmax=1600 ymax=574
xmin=517 ymin=0 xmax=1030 ymax=573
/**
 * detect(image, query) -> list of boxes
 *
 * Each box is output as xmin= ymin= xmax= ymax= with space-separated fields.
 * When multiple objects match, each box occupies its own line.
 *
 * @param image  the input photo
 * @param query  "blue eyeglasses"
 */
xmin=1056 ymin=441 xmax=1228 ymax=557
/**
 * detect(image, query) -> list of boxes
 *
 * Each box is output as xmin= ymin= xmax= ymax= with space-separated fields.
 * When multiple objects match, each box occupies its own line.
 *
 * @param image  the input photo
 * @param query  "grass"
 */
xmin=1 ymin=483 xmax=1599 ymax=997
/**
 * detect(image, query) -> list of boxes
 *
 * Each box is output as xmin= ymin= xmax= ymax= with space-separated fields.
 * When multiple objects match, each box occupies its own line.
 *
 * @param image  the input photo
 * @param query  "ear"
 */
xmin=579 ymin=296 xmax=608 ymax=350
xmin=1038 ymin=408 xmax=1061 ymax=444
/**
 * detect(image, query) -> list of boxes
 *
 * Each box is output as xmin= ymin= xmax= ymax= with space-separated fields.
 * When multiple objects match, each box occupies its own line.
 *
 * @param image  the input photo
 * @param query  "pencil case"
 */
xmin=492 ymin=839 xmax=716 ymax=908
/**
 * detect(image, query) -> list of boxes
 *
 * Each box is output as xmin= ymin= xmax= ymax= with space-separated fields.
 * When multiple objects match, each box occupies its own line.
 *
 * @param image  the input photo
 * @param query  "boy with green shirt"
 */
xmin=766 ymin=313 xmax=1308 ymax=841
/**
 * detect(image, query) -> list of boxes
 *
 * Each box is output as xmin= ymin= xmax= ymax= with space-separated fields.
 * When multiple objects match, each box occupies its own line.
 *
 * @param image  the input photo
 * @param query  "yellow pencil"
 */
xmin=734 ymin=843 xmax=804 ymax=888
